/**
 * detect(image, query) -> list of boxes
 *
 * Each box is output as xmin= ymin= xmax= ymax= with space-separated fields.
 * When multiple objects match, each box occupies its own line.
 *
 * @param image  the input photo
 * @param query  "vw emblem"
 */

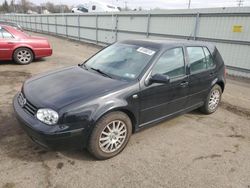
xmin=18 ymin=93 xmax=27 ymax=108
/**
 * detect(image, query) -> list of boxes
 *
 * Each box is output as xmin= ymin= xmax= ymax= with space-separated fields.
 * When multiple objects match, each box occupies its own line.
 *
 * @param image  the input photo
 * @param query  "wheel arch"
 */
xmin=216 ymin=81 xmax=225 ymax=92
xmin=12 ymin=46 xmax=35 ymax=60
xmin=94 ymin=107 xmax=137 ymax=133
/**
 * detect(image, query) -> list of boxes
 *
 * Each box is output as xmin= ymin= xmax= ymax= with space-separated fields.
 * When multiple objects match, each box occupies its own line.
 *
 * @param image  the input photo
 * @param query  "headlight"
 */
xmin=36 ymin=108 xmax=59 ymax=125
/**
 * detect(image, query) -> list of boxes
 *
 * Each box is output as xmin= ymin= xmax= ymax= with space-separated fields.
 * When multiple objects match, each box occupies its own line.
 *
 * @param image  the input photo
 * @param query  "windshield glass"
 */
xmin=84 ymin=43 xmax=157 ymax=81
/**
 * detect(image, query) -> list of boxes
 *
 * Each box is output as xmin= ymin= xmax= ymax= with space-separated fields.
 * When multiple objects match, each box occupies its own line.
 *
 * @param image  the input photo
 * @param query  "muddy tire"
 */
xmin=88 ymin=111 xmax=132 ymax=160
xmin=13 ymin=48 xmax=34 ymax=65
xmin=200 ymin=84 xmax=222 ymax=114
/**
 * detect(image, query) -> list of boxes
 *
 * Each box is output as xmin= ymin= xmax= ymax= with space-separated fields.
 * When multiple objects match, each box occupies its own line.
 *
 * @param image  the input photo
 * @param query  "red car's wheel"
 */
xmin=13 ymin=48 xmax=34 ymax=65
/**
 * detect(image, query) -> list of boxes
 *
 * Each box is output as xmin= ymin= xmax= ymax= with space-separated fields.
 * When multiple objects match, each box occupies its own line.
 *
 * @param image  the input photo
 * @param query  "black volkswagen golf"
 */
xmin=13 ymin=39 xmax=226 ymax=159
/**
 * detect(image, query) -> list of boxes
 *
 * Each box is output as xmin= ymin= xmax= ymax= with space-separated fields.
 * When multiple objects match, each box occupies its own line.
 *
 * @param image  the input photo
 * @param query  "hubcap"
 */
xmin=208 ymin=89 xmax=220 ymax=110
xmin=99 ymin=120 xmax=127 ymax=153
xmin=17 ymin=50 xmax=31 ymax=63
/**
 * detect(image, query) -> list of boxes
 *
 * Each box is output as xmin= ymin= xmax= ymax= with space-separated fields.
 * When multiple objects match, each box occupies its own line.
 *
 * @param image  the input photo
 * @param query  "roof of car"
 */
xmin=121 ymin=39 xmax=214 ymax=50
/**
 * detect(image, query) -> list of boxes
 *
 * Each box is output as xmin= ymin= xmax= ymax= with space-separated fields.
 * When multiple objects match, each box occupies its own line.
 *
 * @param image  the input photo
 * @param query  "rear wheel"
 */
xmin=13 ymin=48 xmax=34 ymax=65
xmin=200 ymin=84 xmax=222 ymax=114
xmin=88 ymin=111 xmax=132 ymax=160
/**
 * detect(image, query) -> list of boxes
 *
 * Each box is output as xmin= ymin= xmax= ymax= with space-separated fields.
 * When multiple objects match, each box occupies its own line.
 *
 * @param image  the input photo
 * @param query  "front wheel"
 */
xmin=88 ymin=111 xmax=132 ymax=160
xmin=13 ymin=48 xmax=34 ymax=65
xmin=200 ymin=84 xmax=222 ymax=114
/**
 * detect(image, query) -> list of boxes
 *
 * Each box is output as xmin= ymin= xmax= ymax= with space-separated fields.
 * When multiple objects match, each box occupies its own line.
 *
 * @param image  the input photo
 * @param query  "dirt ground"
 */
xmin=0 ymin=32 xmax=250 ymax=188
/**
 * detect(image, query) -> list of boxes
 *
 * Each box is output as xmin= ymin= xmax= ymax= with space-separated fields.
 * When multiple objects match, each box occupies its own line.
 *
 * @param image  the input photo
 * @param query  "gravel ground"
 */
xmin=0 ymin=32 xmax=250 ymax=188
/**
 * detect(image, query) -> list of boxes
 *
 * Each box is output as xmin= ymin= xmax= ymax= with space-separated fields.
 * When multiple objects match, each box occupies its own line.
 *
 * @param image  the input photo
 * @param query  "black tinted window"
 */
xmin=203 ymin=47 xmax=215 ymax=69
xmin=152 ymin=48 xmax=185 ymax=78
xmin=79 ymin=7 xmax=88 ymax=12
xmin=92 ymin=5 xmax=96 ymax=10
xmin=187 ymin=47 xmax=206 ymax=73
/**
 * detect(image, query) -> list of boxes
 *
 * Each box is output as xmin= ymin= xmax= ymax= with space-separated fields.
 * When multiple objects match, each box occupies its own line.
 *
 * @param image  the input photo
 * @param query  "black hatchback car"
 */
xmin=13 ymin=39 xmax=226 ymax=159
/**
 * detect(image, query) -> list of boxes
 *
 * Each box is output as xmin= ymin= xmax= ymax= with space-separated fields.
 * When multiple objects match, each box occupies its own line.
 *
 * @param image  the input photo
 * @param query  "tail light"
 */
xmin=224 ymin=66 xmax=227 ymax=78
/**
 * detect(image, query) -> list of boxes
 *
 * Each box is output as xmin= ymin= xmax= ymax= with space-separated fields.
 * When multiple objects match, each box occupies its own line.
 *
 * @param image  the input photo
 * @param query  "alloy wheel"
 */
xmin=208 ymin=89 xmax=220 ymax=111
xmin=17 ymin=50 xmax=32 ymax=64
xmin=99 ymin=120 xmax=127 ymax=153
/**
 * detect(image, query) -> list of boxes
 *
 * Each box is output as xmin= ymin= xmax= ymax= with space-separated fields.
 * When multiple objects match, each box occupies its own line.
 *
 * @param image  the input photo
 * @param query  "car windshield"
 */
xmin=84 ymin=43 xmax=157 ymax=81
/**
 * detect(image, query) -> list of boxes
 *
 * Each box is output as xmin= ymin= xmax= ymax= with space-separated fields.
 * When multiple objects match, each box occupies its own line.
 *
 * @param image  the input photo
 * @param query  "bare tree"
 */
xmin=45 ymin=2 xmax=56 ymax=13
xmin=20 ymin=0 xmax=31 ymax=13
xmin=1 ymin=0 xmax=9 ymax=12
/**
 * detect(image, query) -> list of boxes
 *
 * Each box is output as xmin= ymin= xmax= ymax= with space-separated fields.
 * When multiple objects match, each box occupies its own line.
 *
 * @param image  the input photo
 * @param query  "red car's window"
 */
xmin=0 ymin=28 xmax=14 ymax=39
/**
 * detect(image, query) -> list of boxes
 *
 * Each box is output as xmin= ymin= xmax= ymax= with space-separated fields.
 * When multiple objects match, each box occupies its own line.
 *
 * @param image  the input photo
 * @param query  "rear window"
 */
xmin=187 ymin=47 xmax=207 ymax=73
xmin=203 ymin=47 xmax=216 ymax=69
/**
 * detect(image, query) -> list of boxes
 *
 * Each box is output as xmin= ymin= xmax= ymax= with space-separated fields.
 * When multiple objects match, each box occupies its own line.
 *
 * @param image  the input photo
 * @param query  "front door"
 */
xmin=0 ymin=27 xmax=16 ymax=60
xmin=139 ymin=47 xmax=189 ymax=126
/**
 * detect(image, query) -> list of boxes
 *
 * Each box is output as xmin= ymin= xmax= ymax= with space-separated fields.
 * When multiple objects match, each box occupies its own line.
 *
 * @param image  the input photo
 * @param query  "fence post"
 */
xmin=47 ymin=15 xmax=50 ymax=33
xmin=65 ymin=14 xmax=68 ymax=38
xmin=146 ymin=13 xmax=151 ymax=38
xmin=193 ymin=12 xmax=200 ymax=40
xmin=78 ymin=14 xmax=81 ymax=41
xmin=41 ymin=16 xmax=43 ymax=32
xmin=30 ymin=16 xmax=32 ymax=31
xmin=35 ymin=16 xmax=37 ymax=32
xmin=115 ymin=14 xmax=118 ymax=42
xmin=96 ymin=15 xmax=98 ymax=44
xmin=55 ymin=15 xmax=57 ymax=35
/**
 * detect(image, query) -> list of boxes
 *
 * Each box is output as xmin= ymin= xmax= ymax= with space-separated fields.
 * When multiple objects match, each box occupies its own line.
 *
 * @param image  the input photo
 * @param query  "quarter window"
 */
xmin=203 ymin=47 xmax=215 ymax=68
xmin=187 ymin=47 xmax=207 ymax=73
xmin=152 ymin=47 xmax=185 ymax=78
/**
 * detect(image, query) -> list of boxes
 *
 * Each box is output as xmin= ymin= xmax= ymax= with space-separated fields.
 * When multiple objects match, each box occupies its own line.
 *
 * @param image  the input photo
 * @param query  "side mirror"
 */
xmin=150 ymin=74 xmax=170 ymax=84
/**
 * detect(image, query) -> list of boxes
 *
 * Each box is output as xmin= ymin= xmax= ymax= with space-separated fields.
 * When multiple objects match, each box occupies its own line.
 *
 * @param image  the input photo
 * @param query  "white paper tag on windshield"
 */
xmin=137 ymin=47 xmax=155 ymax=56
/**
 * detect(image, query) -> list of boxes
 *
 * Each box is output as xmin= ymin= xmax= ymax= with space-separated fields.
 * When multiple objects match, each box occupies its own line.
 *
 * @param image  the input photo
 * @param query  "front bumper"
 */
xmin=13 ymin=93 xmax=86 ymax=150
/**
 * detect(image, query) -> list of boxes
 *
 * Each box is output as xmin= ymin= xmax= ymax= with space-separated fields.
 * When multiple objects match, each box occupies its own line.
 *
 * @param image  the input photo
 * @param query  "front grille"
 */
xmin=18 ymin=92 xmax=38 ymax=116
xmin=23 ymin=100 xmax=37 ymax=116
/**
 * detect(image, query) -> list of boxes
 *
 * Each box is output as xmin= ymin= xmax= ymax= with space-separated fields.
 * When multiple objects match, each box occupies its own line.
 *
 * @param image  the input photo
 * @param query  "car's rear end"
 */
xmin=28 ymin=36 xmax=53 ymax=59
xmin=213 ymin=46 xmax=226 ymax=91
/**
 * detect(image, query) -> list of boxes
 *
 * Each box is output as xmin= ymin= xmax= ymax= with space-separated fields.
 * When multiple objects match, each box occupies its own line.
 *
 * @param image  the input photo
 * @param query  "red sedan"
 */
xmin=0 ymin=24 xmax=52 ymax=64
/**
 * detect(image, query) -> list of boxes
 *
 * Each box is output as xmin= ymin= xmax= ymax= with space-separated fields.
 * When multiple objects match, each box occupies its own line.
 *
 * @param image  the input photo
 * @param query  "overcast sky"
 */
xmin=1 ymin=0 xmax=250 ymax=9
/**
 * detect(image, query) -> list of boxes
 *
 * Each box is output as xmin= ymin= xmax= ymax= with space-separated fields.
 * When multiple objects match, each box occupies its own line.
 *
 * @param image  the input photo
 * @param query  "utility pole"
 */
xmin=236 ymin=0 xmax=244 ymax=7
xmin=124 ymin=1 xmax=128 ymax=11
xmin=188 ymin=0 xmax=191 ymax=9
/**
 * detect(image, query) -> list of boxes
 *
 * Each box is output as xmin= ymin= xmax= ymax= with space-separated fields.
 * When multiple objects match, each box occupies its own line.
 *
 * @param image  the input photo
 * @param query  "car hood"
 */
xmin=23 ymin=66 xmax=129 ymax=110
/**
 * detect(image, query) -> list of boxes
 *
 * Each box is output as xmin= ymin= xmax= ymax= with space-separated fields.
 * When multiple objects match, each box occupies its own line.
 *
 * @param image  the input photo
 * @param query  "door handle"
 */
xmin=8 ymin=42 xmax=14 ymax=44
xmin=180 ymin=81 xmax=189 ymax=87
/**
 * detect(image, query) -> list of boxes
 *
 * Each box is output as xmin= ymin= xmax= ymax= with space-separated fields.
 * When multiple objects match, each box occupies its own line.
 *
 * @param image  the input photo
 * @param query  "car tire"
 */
xmin=13 ymin=48 xmax=34 ymax=65
xmin=200 ymin=84 xmax=222 ymax=114
xmin=88 ymin=111 xmax=132 ymax=160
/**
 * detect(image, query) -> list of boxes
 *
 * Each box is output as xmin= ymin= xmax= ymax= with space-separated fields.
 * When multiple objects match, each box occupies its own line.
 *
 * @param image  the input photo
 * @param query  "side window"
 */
xmin=79 ymin=7 xmax=88 ymax=12
xmin=152 ymin=47 xmax=185 ymax=78
xmin=203 ymin=47 xmax=216 ymax=69
xmin=0 ymin=28 xmax=3 ymax=38
xmin=92 ymin=5 xmax=96 ymax=10
xmin=187 ymin=47 xmax=207 ymax=73
xmin=1 ymin=28 xmax=13 ymax=39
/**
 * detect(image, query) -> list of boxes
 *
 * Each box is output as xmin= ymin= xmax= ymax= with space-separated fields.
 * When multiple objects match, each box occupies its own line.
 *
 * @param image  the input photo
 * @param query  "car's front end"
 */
xmin=13 ymin=65 xmax=132 ymax=150
xmin=13 ymin=91 xmax=89 ymax=149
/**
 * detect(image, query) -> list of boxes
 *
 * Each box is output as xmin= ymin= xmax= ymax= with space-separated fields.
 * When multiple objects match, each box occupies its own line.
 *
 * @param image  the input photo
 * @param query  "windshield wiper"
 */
xmin=90 ymin=67 xmax=112 ymax=78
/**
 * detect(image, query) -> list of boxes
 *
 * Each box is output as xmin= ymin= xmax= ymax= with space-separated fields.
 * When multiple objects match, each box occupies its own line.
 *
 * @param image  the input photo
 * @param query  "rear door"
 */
xmin=185 ymin=46 xmax=217 ymax=107
xmin=0 ymin=27 xmax=16 ymax=60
